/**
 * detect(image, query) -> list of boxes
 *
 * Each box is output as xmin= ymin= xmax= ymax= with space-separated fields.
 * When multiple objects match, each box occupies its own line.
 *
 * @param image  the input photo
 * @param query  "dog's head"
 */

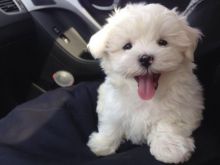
xmin=88 ymin=3 xmax=201 ymax=100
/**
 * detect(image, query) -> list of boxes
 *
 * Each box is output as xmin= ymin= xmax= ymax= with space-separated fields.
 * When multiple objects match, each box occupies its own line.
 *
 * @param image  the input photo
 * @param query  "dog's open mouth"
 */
xmin=135 ymin=73 xmax=160 ymax=100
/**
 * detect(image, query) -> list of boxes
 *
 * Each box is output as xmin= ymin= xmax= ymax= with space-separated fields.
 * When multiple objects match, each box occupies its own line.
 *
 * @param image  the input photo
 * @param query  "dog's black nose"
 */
xmin=139 ymin=55 xmax=154 ymax=68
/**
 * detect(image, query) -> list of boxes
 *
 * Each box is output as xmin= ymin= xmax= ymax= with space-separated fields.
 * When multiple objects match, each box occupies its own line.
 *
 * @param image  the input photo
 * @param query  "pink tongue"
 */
xmin=137 ymin=74 xmax=155 ymax=100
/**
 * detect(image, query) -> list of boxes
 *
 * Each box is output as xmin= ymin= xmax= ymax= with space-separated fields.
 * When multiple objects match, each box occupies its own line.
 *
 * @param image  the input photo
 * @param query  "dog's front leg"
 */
xmin=148 ymin=121 xmax=195 ymax=164
xmin=87 ymin=119 xmax=123 ymax=156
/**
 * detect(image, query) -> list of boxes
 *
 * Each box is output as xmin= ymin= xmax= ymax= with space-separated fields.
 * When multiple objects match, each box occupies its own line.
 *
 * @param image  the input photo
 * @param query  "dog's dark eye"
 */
xmin=157 ymin=39 xmax=168 ymax=46
xmin=123 ymin=42 xmax=132 ymax=50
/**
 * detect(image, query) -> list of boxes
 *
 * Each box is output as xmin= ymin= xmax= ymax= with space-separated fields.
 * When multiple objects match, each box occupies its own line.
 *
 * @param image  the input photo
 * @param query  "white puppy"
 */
xmin=87 ymin=3 xmax=203 ymax=164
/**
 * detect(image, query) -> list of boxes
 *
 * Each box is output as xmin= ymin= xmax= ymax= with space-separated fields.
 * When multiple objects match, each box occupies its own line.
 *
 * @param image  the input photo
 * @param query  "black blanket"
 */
xmin=0 ymin=81 xmax=219 ymax=165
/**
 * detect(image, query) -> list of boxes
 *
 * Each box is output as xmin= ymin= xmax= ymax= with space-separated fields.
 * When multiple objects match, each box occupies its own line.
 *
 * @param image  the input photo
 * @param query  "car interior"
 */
xmin=0 ymin=0 xmax=197 ymax=118
xmin=0 ymin=0 xmax=220 ymax=164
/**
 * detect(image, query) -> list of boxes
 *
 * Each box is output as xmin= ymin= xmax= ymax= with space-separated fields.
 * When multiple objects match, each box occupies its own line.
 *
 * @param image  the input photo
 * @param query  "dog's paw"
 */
xmin=87 ymin=132 xmax=118 ymax=156
xmin=150 ymin=134 xmax=195 ymax=164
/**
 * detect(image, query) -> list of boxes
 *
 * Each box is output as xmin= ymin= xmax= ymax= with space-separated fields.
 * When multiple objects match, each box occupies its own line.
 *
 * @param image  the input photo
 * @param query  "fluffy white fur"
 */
xmin=87 ymin=3 xmax=203 ymax=164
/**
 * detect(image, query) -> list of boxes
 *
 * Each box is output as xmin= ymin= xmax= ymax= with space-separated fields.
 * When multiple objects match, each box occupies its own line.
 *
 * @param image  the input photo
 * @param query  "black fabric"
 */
xmin=0 ymin=81 xmax=219 ymax=165
xmin=0 ymin=82 xmax=99 ymax=165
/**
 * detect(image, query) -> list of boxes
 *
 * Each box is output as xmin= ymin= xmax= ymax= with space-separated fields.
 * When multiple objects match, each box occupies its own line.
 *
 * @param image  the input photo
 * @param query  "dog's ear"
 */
xmin=171 ymin=10 xmax=202 ymax=61
xmin=88 ymin=26 xmax=111 ymax=59
xmin=184 ymin=25 xmax=202 ymax=61
xmin=174 ymin=12 xmax=202 ymax=61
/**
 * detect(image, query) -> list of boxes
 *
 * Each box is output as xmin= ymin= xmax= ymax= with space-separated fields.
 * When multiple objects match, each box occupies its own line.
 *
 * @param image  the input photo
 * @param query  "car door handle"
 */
xmin=92 ymin=0 xmax=120 ymax=11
